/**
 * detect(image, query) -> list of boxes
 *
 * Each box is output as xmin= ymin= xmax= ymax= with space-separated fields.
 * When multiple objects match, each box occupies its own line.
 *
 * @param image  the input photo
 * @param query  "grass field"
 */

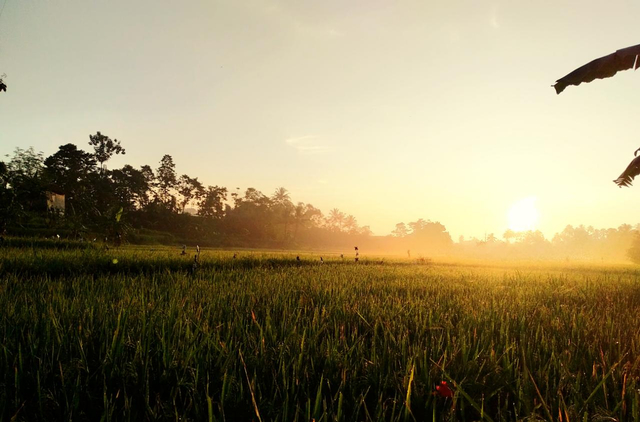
xmin=1 ymin=243 xmax=640 ymax=421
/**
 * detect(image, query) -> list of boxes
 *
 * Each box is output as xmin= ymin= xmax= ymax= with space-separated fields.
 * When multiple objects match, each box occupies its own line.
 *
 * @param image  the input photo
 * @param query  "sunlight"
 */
xmin=507 ymin=196 xmax=539 ymax=232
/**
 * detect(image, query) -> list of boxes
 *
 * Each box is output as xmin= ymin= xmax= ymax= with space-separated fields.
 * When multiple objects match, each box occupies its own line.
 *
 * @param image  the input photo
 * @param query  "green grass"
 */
xmin=1 ymin=245 xmax=640 ymax=421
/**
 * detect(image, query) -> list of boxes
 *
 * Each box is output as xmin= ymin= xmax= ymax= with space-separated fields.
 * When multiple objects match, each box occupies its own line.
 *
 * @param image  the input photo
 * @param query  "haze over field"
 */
xmin=2 ymin=0 xmax=640 ymax=239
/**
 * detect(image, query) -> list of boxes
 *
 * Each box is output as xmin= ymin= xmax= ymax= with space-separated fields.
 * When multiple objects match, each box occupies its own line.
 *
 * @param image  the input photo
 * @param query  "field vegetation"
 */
xmin=1 ymin=243 xmax=640 ymax=421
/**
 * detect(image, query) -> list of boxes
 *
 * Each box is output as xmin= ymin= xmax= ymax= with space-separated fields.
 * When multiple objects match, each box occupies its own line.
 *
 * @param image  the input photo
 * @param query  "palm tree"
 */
xmin=344 ymin=215 xmax=358 ymax=235
xmin=272 ymin=187 xmax=291 ymax=204
xmin=271 ymin=187 xmax=293 ymax=242
xmin=503 ymin=229 xmax=516 ymax=244
xmin=292 ymin=203 xmax=305 ymax=241
xmin=327 ymin=208 xmax=346 ymax=232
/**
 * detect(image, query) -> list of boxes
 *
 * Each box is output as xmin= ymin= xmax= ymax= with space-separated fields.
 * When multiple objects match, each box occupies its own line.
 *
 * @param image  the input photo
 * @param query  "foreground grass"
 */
xmin=1 ymin=246 xmax=640 ymax=421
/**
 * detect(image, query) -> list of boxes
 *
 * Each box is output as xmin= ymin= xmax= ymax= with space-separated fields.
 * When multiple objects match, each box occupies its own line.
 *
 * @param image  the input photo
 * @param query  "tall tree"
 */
xmin=3 ymin=148 xmax=46 ymax=220
xmin=272 ymin=187 xmax=294 ymax=242
xmin=156 ymin=155 xmax=177 ymax=208
xmin=392 ymin=222 xmax=409 ymax=237
xmin=227 ymin=188 xmax=274 ymax=241
xmin=111 ymin=165 xmax=150 ymax=211
xmin=406 ymin=219 xmax=453 ymax=251
xmin=358 ymin=226 xmax=373 ymax=236
xmin=344 ymin=214 xmax=358 ymax=234
xmin=140 ymin=165 xmax=156 ymax=203
xmin=291 ymin=202 xmax=324 ymax=240
xmin=503 ymin=229 xmax=516 ymax=244
xmin=197 ymin=186 xmax=227 ymax=218
xmin=0 ymin=161 xmax=14 ymax=229
xmin=177 ymin=175 xmax=204 ymax=213
xmin=272 ymin=187 xmax=291 ymax=204
xmin=0 ymin=162 xmax=7 ymax=188
xmin=408 ymin=218 xmax=428 ymax=233
xmin=5 ymin=147 xmax=44 ymax=179
xmin=306 ymin=204 xmax=324 ymax=227
xmin=88 ymin=132 xmax=125 ymax=172
xmin=327 ymin=208 xmax=346 ymax=232
xmin=292 ymin=202 xmax=307 ymax=241
xmin=44 ymin=144 xmax=97 ymax=216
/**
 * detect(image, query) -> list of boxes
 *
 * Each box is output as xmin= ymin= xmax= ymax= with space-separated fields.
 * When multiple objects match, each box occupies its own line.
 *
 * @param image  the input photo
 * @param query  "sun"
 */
xmin=507 ymin=196 xmax=539 ymax=232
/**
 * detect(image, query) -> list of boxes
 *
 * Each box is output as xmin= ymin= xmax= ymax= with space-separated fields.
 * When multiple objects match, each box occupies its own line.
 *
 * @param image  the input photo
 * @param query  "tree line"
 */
xmin=451 ymin=225 xmax=640 ymax=263
xmin=0 ymin=133 xmax=382 ymax=249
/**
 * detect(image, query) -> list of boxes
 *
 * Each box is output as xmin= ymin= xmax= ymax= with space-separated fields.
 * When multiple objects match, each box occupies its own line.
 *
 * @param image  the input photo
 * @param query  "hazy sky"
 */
xmin=2 ymin=0 xmax=640 ymax=240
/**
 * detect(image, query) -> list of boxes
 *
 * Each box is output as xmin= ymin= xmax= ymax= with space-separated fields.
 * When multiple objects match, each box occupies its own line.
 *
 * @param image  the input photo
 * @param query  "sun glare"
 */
xmin=507 ymin=197 xmax=539 ymax=232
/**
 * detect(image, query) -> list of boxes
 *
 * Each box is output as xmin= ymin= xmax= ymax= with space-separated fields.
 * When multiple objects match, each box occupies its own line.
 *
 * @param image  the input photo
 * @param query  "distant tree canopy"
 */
xmin=0 ymin=136 xmax=382 ymax=250
xmin=455 ymin=224 xmax=638 ymax=262
xmin=388 ymin=218 xmax=453 ymax=252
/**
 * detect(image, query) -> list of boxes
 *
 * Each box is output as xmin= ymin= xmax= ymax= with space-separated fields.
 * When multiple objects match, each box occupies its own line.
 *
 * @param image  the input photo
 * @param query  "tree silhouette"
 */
xmin=156 ymin=155 xmax=177 ymax=208
xmin=272 ymin=187 xmax=294 ymax=241
xmin=3 ymin=148 xmax=46 ymax=220
xmin=197 ymin=186 xmax=227 ymax=218
xmin=44 ymin=144 xmax=96 ymax=216
xmin=344 ymin=215 xmax=358 ymax=235
xmin=6 ymin=147 xmax=44 ymax=179
xmin=392 ymin=222 xmax=408 ymax=237
xmin=272 ymin=187 xmax=291 ymax=204
xmin=88 ymin=132 xmax=125 ymax=172
xmin=177 ymin=175 xmax=203 ymax=213
xmin=503 ymin=229 xmax=515 ymax=244
xmin=327 ymin=208 xmax=345 ymax=232
xmin=111 ymin=165 xmax=149 ymax=211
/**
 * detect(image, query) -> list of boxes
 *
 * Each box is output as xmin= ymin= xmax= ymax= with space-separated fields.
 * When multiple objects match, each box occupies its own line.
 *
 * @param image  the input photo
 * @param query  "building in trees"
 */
xmin=45 ymin=191 xmax=65 ymax=215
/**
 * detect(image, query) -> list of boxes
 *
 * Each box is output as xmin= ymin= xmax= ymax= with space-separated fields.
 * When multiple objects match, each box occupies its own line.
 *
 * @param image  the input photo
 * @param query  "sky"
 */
xmin=2 ymin=0 xmax=640 ymax=240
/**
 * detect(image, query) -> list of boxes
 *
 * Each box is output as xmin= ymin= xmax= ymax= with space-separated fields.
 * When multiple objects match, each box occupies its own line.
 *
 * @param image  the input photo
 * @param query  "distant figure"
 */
xmin=233 ymin=253 xmax=237 ymax=259
xmin=296 ymin=256 xmax=300 ymax=261
xmin=191 ymin=254 xmax=199 ymax=273
xmin=355 ymin=246 xmax=359 ymax=262
xmin=340 ymin=254 xmax=344 ymax=259
xmin=181 ymin=245 xmax=187 ymax=255
xmin=407 ymin=249 xmax=411 ymax=258
xmin=320 ymin=257 xmax=324 ymax=263
xmin=354 ymin=246 xmax=358 ymax=251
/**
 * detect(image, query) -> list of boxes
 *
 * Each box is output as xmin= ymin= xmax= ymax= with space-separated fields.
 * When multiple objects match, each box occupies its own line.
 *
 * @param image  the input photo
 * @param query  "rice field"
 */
xmin=1 ymin=243 xmax=640 ymax=421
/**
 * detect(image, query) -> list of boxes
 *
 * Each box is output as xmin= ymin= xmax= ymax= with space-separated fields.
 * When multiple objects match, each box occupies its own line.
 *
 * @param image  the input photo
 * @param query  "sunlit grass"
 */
xmin=1 ymin=244 xmax=640 ymax=420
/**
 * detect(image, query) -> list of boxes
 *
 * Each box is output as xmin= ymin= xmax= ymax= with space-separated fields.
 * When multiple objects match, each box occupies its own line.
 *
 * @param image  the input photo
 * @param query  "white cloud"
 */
xmin=285 ymin=135 xmax=333 ymax=155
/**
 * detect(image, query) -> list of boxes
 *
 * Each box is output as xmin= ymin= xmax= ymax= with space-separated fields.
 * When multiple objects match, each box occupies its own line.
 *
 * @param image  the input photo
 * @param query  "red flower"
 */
xmin=436 ymin=381 xmax=453 ymax=398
